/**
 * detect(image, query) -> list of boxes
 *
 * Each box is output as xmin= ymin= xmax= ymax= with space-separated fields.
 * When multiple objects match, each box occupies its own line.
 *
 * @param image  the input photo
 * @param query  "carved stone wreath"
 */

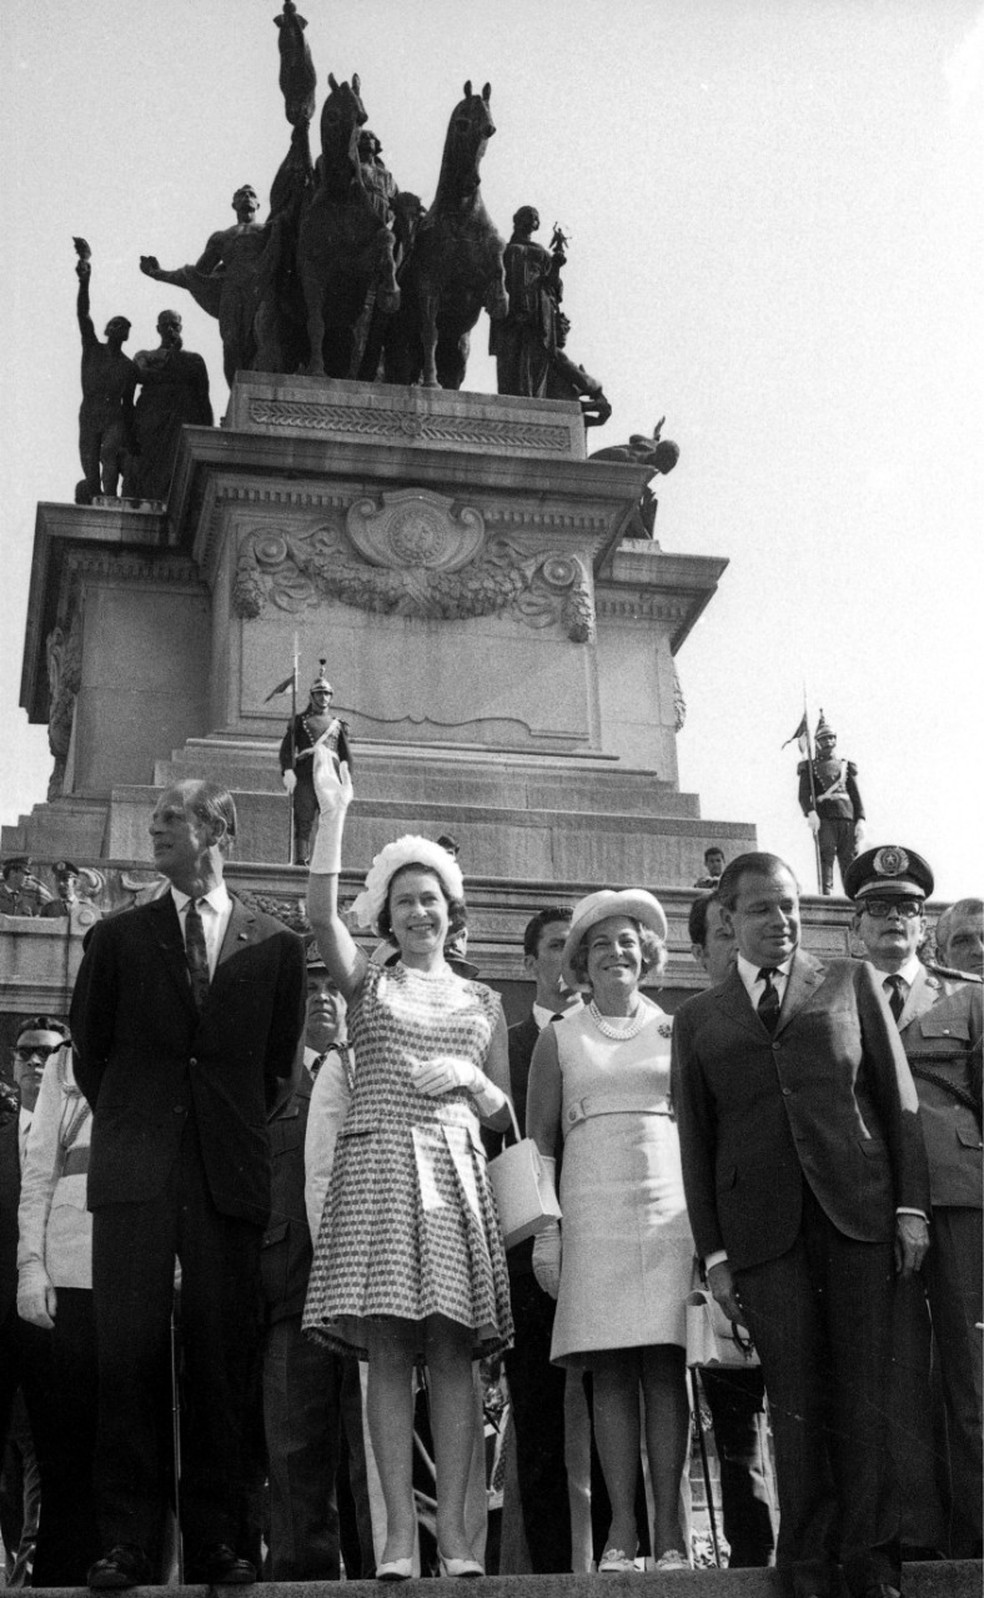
xmin=233 ymin=496 xmax=594 ymax=642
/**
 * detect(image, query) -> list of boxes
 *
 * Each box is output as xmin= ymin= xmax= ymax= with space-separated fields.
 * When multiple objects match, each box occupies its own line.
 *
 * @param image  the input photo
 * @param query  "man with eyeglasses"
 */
xmin=847 ymin=847 xmax=983 ymax=1560
xmin=1 ymin=1018 xmax=70 ymax=1580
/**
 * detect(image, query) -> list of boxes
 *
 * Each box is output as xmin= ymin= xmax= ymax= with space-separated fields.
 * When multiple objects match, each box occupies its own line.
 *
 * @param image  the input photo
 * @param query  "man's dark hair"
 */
xmin=717 ymin=852 xmax=797 ymax=911
xmin=703 ymin=845 xmax=724 ymax=864
xmin=688 ymin=891 xmax=721 ymax=948
xmin=522 ymin=906 xmax=573 ymax=959
xmin=183 ymin=781 xmax=237 ymax=851
xmin=15 ymin=1015 xmax=70 ymax=1045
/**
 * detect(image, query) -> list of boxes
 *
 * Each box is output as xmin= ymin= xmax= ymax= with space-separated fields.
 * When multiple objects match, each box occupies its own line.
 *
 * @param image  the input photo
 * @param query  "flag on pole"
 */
xmin=264 ymin=673 xmax=295 ymax=701
xmin=782 ymin=713 xmax=809 ymax=755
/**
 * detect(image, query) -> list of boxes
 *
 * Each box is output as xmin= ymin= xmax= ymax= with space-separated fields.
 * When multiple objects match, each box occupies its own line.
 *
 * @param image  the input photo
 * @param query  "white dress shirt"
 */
xmin=736 ymin=952 xmax=793 ymax=1008
xmin=170 ymin=882 xmax=232 ymax=979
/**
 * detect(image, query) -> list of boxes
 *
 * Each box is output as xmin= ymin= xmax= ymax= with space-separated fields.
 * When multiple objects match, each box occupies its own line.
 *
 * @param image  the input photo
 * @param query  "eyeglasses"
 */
xmin=861 ymin=899 xmax=924 ymax=920
xmin=13 ymin=1044 xmax=64 ymax=1063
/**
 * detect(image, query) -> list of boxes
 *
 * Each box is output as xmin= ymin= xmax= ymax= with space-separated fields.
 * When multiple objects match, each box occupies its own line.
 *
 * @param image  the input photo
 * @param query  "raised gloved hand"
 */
xmin=806 ymin=810 xmax=821 ymax=836
xmin=532 ymin=1222 xmax=562 ymax=1299
xmin=309 ymin=743 xmax=353 ymax=875
xmin=17 ymin=1265 xmax=56 ymax=1330
xmin=282 ymin=770 xmax=297 ymax=795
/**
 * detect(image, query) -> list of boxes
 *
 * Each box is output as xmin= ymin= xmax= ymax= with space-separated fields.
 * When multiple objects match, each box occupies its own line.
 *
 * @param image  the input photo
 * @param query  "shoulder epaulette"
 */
xmin=924 ymin=960 xmax=984 ymax=986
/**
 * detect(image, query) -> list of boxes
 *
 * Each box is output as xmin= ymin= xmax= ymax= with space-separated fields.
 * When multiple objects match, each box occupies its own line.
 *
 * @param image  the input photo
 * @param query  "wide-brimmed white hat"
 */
xmin=561 ymin=889 xmax=668 ymax=990
xmin=349 ymin=834 xmax=465 ymax=934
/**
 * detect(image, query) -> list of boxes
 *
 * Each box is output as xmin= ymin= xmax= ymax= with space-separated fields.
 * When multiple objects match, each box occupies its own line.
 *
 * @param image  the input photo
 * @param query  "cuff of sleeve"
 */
xmin=896 ymin=1207 xmax=929 ymax=1222
xmin=704 ymin=1249 xmax=729 ymax=1271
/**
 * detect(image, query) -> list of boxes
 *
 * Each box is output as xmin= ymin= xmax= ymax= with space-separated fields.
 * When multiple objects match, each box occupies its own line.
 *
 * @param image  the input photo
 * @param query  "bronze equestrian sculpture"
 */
xmin=386 ymin=83 xmax=507 ymax=390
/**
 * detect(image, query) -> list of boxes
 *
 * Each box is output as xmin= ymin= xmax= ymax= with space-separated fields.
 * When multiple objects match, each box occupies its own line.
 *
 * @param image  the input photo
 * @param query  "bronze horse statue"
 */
xmin=295 ymin=72 xmax=400 ymax=378
xmin=385 ymin=82 xmax=507 ymax=390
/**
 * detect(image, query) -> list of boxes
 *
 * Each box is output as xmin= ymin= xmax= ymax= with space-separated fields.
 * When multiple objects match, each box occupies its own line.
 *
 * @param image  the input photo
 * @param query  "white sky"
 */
xmin=1 ymin=0 xmax=981 ymax=898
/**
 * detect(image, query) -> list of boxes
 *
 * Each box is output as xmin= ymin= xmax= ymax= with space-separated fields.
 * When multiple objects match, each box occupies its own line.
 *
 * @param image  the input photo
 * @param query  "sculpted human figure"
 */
xmin=590 ymin=422 xmax=680 ymax=538
xmin=491 ymin=206 xmax=564 ymax=398
xmin=73 ymin=249 xmax=136 ymax=504
xmin=140 ymin=186 xmax=281 ymax=386
xmin=124 ymin=310 xmax=212 ymax=504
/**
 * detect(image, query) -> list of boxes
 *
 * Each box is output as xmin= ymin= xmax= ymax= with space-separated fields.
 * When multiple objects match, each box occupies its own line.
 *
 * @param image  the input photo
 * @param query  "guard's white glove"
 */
xmin=17 ymin=1265 xmax=56 ymax=1330
xmin=854 ymin=821 xmax=865 ymax=844
xmin=532 ymin=1223 xmax=562 ymax=1299
xmin=309 ymin=744 xmax=353 ymax=874
xmin=806 ymin=810 xmax=821 ymax=836
xmin=282 ymin=769 xmax=297 ymax=795
xmin=410 ymin=1058 xmax=507 ymax=1118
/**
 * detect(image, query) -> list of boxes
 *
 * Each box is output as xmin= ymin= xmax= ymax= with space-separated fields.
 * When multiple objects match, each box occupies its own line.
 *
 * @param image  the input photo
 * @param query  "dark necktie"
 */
xmin=885 ymin=974 xmax=906 ymax=1024
xmin=185 ymin=898 xmax=210 ymax=1011
xmin=757 ymin=967 xmax=781 ymax=1034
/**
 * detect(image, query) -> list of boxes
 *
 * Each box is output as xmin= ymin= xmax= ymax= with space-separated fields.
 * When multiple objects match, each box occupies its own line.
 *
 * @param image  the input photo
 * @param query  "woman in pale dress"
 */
xmin=527 ymin=889 xmax=694 ymax=1573
xmin=302 ymin=746 xmax=514 ymax=1579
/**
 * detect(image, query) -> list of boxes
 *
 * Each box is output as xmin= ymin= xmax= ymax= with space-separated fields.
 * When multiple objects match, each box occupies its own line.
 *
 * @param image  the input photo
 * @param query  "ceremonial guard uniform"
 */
xmin=797 ymin=713 xmax=864 ymax=895
xmin=279 ymin=665 xmax=351 ymax=866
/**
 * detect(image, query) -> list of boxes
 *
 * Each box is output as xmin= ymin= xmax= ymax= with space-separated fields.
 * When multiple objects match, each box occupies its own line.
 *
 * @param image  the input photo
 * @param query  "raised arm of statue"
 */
xmin=76 ymin=260 xmax=97 ymax=347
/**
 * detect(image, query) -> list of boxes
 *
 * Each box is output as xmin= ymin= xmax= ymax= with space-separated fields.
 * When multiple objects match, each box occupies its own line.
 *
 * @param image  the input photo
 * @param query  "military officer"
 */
xmin=39 ymin=862 xmax=81 ymax=919
xmin=279 ymin=664 xmax=351 ymax=867
xmin=797 ymin=712 xmax=864 ymax=895
xmin=0 ymin=860 xmax=42 ymax=918
xmin=847 ymin=846 xmax=983 ymax=1559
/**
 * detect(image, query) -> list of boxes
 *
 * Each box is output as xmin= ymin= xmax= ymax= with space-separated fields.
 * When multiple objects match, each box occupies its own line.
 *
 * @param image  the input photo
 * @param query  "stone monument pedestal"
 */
xmin=6 ymin=377 xmax=756 ymax=1020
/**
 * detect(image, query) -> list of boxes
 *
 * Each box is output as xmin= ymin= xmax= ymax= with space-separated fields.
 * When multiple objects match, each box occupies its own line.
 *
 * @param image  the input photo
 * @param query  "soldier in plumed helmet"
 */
xmin=797 ymin=711 xmax=864 ymax=895
xmin=280 ymin=663 xmax=351 ymax=866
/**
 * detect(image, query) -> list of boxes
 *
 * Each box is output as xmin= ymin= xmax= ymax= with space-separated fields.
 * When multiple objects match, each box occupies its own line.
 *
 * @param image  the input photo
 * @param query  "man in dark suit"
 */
xmin=672 ymin=852 xmax=930 ymax=1598
xmin=71 ymin=779 xmax=305 ymax=1587
xmin=686 ymin=892 xmax=775 ymax=1569
xmin=499 ymin=908 xmax=578 ymax=1572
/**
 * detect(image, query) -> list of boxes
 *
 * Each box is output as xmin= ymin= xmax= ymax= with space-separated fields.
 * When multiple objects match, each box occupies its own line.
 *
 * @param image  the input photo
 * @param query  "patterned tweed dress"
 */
xmin=303 ymin=960 xmax=514 ymax=1359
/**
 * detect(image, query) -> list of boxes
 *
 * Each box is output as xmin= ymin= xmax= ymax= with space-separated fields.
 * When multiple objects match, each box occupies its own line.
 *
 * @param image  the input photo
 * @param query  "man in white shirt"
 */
xmin=71 ymin=781 xmax=305 ymax=1587
xmin=673 ymin=852 xmax=930 ymax=1598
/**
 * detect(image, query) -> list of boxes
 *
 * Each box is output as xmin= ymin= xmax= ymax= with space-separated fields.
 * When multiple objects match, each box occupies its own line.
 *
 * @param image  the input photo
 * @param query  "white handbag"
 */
xmin=488 ymin=1102 xmax=562 ymax=1250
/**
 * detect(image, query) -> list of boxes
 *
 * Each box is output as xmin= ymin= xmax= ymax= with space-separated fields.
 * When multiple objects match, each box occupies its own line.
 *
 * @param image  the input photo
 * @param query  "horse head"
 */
xmin=320 ymin=72 xmax=368 ymax=185
xmin=433 ymin=81 xmax=495 ymax=206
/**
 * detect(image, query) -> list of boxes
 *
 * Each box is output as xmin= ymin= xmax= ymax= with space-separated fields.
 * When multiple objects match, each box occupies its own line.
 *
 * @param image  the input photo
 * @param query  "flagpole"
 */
xmin=802 ymin=688 xmax=823 ymax=894
xmin=287 ymin=635 xmax=298 ymax=865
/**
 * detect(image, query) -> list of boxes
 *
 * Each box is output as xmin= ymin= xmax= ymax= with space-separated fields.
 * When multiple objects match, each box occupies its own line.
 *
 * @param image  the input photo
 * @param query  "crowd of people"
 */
xmin=0 ymin=754 xmax=980 ymax=1594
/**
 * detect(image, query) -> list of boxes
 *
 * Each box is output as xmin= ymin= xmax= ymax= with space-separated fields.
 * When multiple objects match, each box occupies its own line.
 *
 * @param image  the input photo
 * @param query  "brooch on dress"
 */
xmin=657 ymin=1021 xmax=674 ymax=1038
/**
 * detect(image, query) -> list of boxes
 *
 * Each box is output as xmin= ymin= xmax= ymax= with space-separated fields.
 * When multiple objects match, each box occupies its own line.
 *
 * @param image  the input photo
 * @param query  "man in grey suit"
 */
xmin=672 ymin=852 xmax=930 ymax=1598
xmin=71 ymin=780 xmax=305 ymax=1587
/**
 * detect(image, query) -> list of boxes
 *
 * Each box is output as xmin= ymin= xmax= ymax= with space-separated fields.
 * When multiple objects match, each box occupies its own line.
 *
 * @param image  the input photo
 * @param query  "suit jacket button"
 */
xmin=781 ymin=1087 xmax=792 ymax=1097
xmin=189 ymin=1057 xmax=197 ymax=1067
xmin=173 ymin=1105 xmax=185 ymax=1115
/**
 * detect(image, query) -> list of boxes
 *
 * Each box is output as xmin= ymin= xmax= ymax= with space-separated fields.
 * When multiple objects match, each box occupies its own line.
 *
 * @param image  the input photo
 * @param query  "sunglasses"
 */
xmin=13 ymin=1044 xmax=64 ymax=1064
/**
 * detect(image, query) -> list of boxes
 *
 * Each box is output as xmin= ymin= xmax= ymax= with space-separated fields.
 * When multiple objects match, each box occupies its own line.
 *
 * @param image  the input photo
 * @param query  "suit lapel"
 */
xmin=145 ymin=893 xmax=198 ymax=1017
xmin=776 ymin=949 xmax=824 ymax=1033
xmin=216 ymin=893 xmax=258 ymax=971
xmin=713 ymin=968 xmax=766 ymax=1040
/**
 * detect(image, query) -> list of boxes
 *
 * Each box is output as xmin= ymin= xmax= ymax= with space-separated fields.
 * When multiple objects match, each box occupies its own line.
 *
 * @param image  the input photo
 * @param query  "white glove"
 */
xmin=410 ymin=1058 xmax=507 ymax=1118
xmin=17 ymin=1266 xmax=56 ymax=1330
xmin=532 ymin=1224 xmax=562 ymax=1298
xmin=309 ymin=747 xmax=353 ymax=875
xmin=854 ymin=821 xmax=865 ymax=844
xmin=806 ymin=810 xmax=821 ymax=836
xmin=282 ymin=769 xmax=297 ymax=795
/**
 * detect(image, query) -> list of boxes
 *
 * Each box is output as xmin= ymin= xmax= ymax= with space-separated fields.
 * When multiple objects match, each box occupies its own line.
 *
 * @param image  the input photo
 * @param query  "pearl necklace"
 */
xmin=588 ymin=999 xmax=648 ymax=1040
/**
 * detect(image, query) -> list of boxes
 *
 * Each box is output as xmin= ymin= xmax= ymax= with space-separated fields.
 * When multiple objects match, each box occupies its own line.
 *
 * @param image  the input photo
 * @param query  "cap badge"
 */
xmin=873 ymin=846 xmax=909 ymax=878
